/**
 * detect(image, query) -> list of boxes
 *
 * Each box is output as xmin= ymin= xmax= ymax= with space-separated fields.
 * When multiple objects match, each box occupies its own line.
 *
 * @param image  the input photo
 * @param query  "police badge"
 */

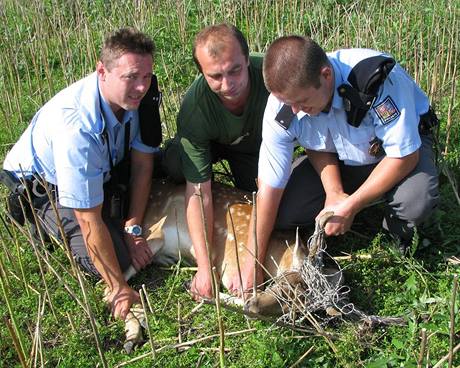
xmin=368 ymin=137 xmax=385 ymax=158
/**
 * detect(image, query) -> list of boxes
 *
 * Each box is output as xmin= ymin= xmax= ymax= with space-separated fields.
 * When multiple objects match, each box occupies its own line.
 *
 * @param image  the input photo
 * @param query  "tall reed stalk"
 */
xmin=0 ymin=0 xmax=458 ymax=366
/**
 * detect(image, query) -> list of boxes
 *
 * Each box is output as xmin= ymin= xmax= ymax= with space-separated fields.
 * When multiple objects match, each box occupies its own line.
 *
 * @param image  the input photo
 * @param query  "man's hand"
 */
xmin=324 ymin=191 xmax=349 ymax=209
xmin=317 ymin=195 xmax=356 ymax=236
xmin=227 ymin=261 xmax=264 ymax=298
xmin=125 ymin=234 xmax=153 ymax=271
xmin=105 ymin=284 xmax=140 ymax=321
xmin=190 ymin=267 xmax=213 ymax=301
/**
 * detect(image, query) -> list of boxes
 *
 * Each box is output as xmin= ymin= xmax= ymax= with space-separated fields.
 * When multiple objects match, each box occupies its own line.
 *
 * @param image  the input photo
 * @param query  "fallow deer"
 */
xmin=122 ymin=179 xmax=402 ymax=353
xmin=134 ymin=179 xmax=307 ymax=287
xmin=121 ymin=179 xmax=340 ymax=352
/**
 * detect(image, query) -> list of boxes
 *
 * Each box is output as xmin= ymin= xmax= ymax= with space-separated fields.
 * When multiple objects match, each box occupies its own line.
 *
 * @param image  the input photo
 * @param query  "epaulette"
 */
xmin=275 ymin=104 xmax=295 ymax=130
xmin=337 ymin=55 xmax=395 ymax=127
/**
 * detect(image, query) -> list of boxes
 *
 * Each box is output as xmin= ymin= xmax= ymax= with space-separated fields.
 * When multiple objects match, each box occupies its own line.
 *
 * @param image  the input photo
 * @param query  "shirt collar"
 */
xmin=297 ymin=111 xmax=307 ymax=120
xmin=330 ymin=56 xmax=346 ymax=110
xmin=98 ymin=87 xmax=133 ymax=130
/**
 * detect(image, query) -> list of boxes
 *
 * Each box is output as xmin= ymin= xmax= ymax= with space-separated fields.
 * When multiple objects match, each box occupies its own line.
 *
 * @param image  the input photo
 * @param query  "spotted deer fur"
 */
xmin=125 ymin=179 xmax=306 ymax=297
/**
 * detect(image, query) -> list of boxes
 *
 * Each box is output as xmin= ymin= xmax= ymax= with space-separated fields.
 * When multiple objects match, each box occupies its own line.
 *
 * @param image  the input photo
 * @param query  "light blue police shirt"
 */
xmin=3 ymin=72 xmax=156 ymax=208
xmin=258 ymin=48 xmax=431 ymax=189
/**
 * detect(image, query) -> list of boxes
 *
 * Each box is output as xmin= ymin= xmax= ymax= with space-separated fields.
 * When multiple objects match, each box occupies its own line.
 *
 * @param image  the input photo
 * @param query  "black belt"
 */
xmin=419 ymin=107 xmax=439 ymax=135
xmin=0 ymin=170 xmax=56 ymax=225
xmin=0 ymin=169 xmax=55 ymax=198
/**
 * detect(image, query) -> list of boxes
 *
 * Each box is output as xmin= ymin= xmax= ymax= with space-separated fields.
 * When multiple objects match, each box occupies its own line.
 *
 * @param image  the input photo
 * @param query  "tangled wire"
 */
xmin=265 ymin=213 xmax=405 ymax=327
xmin=273 ymin=214 xmax=353 ymax=325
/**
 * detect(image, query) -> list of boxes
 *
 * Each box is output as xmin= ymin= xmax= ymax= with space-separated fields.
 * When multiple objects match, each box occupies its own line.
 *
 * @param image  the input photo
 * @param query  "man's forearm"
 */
xmin=348 ymin=151 xmax=420 ymax=213
xmin=249 ymin=180 xmax=284 ymax=267
xmin=75 ymin=206 xmax=128 ymax=290
xmin=185 ymin=181 xmax=214 ymax=269
xmin=305 ymin=149 xmax=344 ymax=197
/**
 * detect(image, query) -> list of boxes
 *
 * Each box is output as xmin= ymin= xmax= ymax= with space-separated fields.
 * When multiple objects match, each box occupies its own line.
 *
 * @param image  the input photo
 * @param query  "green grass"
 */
xmin=1 ymin=0 xmax=460 ymax=367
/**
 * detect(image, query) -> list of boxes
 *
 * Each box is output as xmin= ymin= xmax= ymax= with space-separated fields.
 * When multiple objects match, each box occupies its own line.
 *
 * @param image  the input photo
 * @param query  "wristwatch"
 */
xmin=124 ymin=224 xmax=143 ymax=237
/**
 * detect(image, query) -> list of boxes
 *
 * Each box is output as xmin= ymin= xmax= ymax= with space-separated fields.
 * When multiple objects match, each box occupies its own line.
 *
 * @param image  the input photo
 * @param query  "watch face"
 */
xmin=131 ymin=225 xmax=142 ymax=236
xmin=126 ymin=225 xmax=142 ymax=236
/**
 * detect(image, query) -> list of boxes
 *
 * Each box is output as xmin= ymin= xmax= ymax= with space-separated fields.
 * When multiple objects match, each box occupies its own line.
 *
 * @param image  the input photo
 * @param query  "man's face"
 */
xmin=196 ymin=37 xmax=250 ymax=105
xmin=274 ymin=66 xmax=334 ymax=116
xmin=97 ymin=52 xmax=153 ymax=116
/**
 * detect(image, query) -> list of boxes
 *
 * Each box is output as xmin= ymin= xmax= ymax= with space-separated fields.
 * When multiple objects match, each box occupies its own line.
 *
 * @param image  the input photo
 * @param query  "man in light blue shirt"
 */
xmin=227 ymin=36 xmax=439 ymax=296
xmin=3 ymin=28 xmax=160 ymax=320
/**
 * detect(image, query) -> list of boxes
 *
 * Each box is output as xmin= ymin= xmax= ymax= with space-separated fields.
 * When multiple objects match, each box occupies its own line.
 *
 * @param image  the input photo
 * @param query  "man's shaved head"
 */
xmin=263 ymin=35 xmax=329 ymax=93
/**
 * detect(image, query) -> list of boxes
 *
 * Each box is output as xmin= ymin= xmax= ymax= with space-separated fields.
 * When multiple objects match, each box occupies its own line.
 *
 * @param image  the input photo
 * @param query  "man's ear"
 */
xmin=96 ymin=61 xmax=106 ymax=81
xmin=320 ymin=65 xmax=333 ymax=81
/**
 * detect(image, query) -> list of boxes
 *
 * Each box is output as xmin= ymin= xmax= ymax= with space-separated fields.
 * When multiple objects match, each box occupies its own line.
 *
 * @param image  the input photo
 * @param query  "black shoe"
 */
xmin=397 ymin=239 xmax=409 ymax=256
xmin=30 ymin=223 xmax=51 ymax=244
xmin=384 ymin=231 xmax=411 ymax=256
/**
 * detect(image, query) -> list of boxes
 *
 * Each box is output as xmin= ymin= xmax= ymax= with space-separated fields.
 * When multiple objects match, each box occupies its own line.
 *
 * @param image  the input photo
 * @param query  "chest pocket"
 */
xmin=296 ymin=117 xmax=328 ymax=151
xmin=341 ymin=119 xmax=379 ymax=165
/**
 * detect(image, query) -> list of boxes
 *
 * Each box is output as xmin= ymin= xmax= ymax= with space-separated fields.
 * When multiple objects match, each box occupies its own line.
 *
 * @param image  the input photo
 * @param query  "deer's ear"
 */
xmin=291 ymin=228 xmax=306 ymax=270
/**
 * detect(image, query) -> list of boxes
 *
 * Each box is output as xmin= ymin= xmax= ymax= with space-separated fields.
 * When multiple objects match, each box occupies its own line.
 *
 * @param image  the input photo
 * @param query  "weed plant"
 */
xmin=0 ymin=0 xmax=459 ymax=367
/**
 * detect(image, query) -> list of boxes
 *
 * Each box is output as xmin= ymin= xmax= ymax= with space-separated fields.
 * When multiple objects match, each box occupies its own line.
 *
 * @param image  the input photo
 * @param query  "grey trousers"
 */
xmin=275 ymin=135 xmax=440 ymax=241
xmin=37 ymin=198 xmax=132 ymax=277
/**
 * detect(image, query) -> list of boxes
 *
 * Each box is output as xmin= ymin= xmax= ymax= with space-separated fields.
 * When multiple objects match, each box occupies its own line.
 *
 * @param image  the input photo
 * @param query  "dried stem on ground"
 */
xmin=77 ymin=269 xmax=108 ymax=368
xmin=4 ymin=316 xmax=27 ymax=368
xmin=140 ymin=289 xmax=156 ymax=360
xmin=289 ymin=346 xmax=315 ymax=368
xmin=212 ymin=266 xmax=225 ymax=368
xmin=417 ymin=328 xmax=427 ymax=368
xmin=228 ymin=203 xmax=245 ymax=303
xmin=0 ymin=240 xmax=28 ymax=363
xmin=114 ymin=328 xmax=257 ymax=368
xmin=448 ymin=274 xmax=458 ymax=368
xmin=432 ymin=342 xmax=460 ymax=368
xmin=252 ymin=191 xmax=258 ymax=298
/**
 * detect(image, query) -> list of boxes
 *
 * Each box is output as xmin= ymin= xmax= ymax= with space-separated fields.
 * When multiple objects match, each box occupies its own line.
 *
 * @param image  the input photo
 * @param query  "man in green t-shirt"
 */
xmin=163 ymin=24 xmax=269 ymax=300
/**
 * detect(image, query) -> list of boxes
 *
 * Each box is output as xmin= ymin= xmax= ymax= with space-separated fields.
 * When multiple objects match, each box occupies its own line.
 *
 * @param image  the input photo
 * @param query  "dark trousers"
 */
xmin=275 ymin=135 xmax=440 ymax=241
xmin=162 ymin=136 xmax=258 ymax=192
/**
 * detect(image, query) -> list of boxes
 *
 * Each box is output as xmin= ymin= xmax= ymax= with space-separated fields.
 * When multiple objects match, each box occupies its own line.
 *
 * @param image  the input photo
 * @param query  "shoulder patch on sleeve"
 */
xmin=275 ymin=104 xmax=295 ymax=130
xmin=373 ymin=96 xmax=400 ymax=125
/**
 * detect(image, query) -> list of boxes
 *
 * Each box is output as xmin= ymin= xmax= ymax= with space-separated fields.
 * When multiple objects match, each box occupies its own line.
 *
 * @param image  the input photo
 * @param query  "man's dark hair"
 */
xmin=100 ymin=27 xmax=155 ymax=70
xmin=192 ymin=23 xmax=249 ymax=72
xmin=263 ymin=36 xmax=329 ymax=93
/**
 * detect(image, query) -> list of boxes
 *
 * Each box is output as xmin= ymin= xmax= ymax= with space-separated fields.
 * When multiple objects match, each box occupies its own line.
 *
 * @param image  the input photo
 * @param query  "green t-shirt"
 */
xmin=177 ymin=54 xmax=269 ymax=183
